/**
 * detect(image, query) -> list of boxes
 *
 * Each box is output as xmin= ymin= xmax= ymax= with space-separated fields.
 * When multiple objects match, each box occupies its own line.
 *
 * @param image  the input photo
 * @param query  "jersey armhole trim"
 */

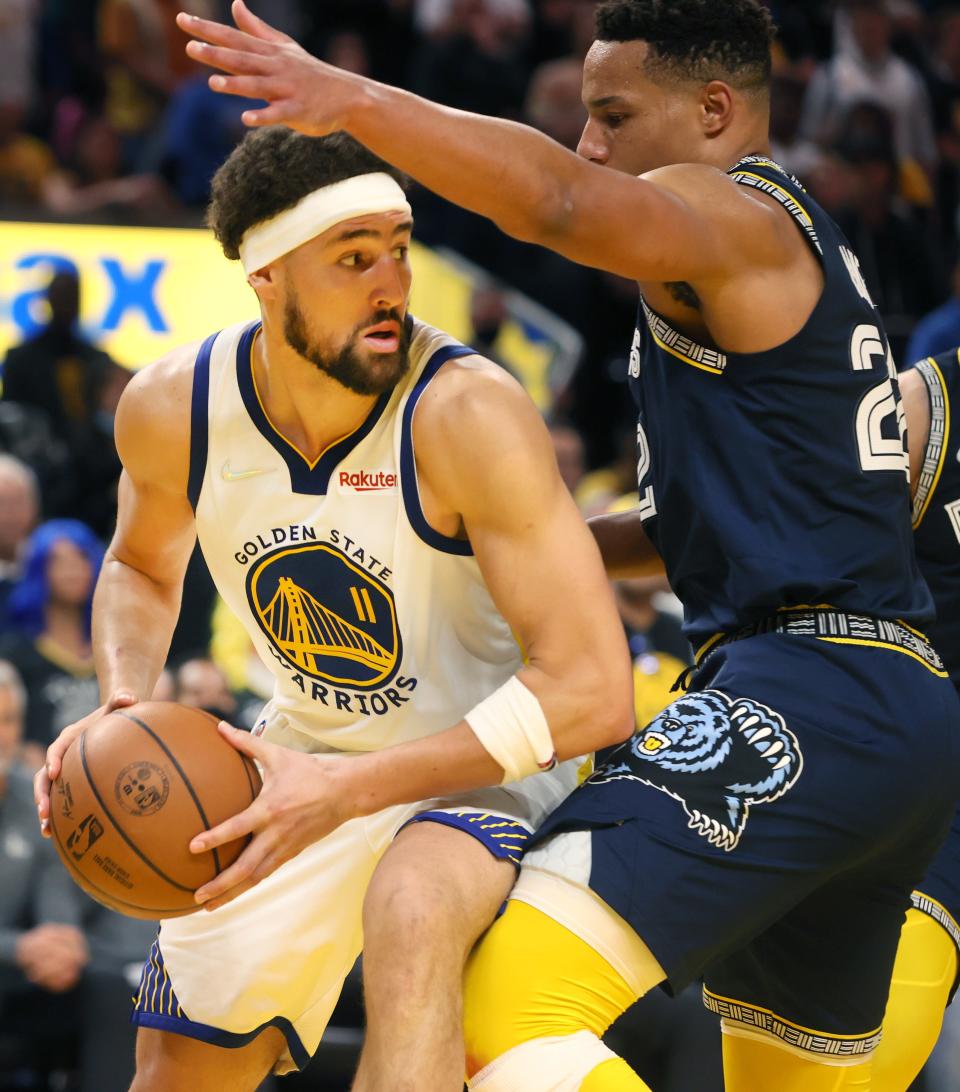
xmin=187 ymin=331 xmax=218 ymax=512
xmin=912 ymin=356 xmax=949 ymax=528
xmin=727 ymin=159 xmax=824 ymax=259
xmin=400 ymin=342 xmax=477 ymax=556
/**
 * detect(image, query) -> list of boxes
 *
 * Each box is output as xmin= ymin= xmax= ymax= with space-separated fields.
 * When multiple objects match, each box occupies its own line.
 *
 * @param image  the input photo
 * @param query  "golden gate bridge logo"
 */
xmin=246 ymin=543 xmax=400 ymax=688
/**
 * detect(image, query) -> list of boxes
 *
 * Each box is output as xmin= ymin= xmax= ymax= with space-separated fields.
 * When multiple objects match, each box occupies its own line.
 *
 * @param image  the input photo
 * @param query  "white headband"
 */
xmin=238 ymin=172 xmax=412 ymax=274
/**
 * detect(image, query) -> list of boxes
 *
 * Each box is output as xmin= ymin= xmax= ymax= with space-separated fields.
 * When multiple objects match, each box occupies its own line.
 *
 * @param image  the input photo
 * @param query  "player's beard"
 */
xmin=283 ymin=286 xmax=410 ymax=396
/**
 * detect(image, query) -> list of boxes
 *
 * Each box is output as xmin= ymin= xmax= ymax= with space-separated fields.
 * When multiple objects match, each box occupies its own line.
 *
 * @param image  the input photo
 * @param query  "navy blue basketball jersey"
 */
xmin=912 ymin=347 xmax=960 ymax=687
xmin=629 ymin=155 xmax=932 ymax=647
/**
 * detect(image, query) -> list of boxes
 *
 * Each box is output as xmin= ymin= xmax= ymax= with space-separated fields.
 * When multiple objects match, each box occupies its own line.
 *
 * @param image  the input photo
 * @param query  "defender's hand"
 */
xmin=34 ymin=690 xmax=139 ymax=837
xmin=177 ymin=1 xmax=364 ymax=135
xmin=189 ymin=723 xmax=357 ymax=911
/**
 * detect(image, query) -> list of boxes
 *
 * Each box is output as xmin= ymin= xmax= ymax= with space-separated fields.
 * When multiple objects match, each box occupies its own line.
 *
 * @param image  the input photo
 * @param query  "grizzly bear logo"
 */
xmin=590 ymin=690 xmax=803 ymax=851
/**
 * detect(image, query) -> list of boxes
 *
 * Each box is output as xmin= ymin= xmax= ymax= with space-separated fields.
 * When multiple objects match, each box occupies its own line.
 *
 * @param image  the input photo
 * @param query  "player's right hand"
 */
xmin=34 ymin=690 xmax=139 ymax=838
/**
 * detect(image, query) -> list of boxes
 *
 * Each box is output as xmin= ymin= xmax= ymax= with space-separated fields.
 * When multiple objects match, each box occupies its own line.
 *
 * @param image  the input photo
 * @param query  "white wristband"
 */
xmin=465 ymin=676 xmax=557 ymax=785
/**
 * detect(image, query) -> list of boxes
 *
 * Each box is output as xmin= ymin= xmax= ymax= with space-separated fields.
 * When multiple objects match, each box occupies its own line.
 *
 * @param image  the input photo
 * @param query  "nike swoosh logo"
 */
xmin=221 ymin=461 xmax=276 ymax=482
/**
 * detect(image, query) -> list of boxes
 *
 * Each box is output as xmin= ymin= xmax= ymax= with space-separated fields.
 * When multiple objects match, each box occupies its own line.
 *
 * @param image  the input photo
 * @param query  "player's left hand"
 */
xmin=176 ymin=0 xmax=363 ymax=136
xmin=189 ymin=722 xmax=356 ymax=911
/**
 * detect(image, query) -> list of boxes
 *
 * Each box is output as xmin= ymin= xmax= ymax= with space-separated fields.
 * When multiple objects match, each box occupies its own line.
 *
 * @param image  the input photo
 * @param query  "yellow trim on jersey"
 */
xmin=896 ymin=618 xmax=934 ymax=642
xmin=818 ymin=636 xmax=948 ymax=676
xmin=913 ymin=355 xmax=950 ymax=529
xmin=648 ymin=328 xmax=725 ymax=376
xmin=731 ymin=172 xmax=814 ymax=226
xmin=703 ymin=987 xmax=881 ymax=1043
xmin=694 ymin=631 xmax=726 ymax=664
xmin=248 ymin=328 xmax=367 ymax=470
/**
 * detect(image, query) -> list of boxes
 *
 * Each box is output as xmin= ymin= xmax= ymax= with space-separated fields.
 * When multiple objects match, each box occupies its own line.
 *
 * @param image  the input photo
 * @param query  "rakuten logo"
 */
xmin=339 ymin=470 xmax=398 ymax=491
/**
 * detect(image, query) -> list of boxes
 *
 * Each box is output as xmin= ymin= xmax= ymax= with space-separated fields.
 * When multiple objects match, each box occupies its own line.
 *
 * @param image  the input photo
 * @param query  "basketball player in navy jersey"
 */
xmin=866 ymin=349 xmax=960 ymax=1089
xmin=181 ymin=1 xmax=960 ymax=1089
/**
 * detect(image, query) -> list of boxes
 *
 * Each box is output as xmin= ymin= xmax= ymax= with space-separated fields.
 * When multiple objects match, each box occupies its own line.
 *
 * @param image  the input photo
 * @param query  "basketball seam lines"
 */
xmin=116 ymin=711 xmax=223 ymax=876
xmin=80 ymin=716 xmax=211 ymax=886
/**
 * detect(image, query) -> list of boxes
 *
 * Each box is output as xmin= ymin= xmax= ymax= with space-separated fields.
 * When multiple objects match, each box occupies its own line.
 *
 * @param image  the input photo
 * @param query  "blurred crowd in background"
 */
xmin=0 ymin=0 xmax=958 ymax=1089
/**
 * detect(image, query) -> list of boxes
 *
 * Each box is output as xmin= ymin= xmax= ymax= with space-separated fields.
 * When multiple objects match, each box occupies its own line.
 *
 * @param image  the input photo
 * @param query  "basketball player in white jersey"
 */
xmin=33 ymin=128 xmax=634 ymax=1091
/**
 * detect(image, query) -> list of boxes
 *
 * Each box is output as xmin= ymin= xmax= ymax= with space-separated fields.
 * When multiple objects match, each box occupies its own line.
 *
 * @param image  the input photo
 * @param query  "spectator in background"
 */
xmin=412 ymin=0 xmax=531 ymax=118
xmin=43 ymin=110 xmax=179 ymax=220
xmin=528 ymin=0 xmax=597 ymax=67
xmin=467 ymin=283 xmax=511 ymax=369
xmin=160 ymin=72 xmax=261 ymax=207
xmin=801 ymin=0 xmax=937 ymax=173
xmin=929 ymin=8 xmax=960 ymax=263
xmin=97 ymin=0 xmax=216 ymax=170
xmin=770 ymin=72 xmax=824 ymax=182
xmin=0 ymin=658 xmax=152 ymax=1092
xmin=832 ymin=107 xmax=947 ymax=359
xmin=0 ymin=658 xmax=89 ymax=1086
xmin=0 ymin=102 xmax=58 ymax=207
xmin=0 ymin=457 xmax=38 ymax=621
xmin=0 ymin=520 xmax=101 ymax=751
xmin=172 ymin=655 xmax=238 ymax=723
xmin=2 ymin=269 xmax=114 ymax=447
xmin=67 ymin=358 xmax=130 ymax=539
xmin=524 ymin=56 xmax=586 ymax=150
xmin=904 ymin=259 xmax=960 ymax=364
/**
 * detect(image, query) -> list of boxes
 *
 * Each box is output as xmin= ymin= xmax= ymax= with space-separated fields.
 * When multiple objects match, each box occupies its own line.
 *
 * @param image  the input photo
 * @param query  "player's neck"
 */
xmin=704 ymin=116 xmax=772 ymax=173
xmin=253 ymin=322 xmax=382 ymax=464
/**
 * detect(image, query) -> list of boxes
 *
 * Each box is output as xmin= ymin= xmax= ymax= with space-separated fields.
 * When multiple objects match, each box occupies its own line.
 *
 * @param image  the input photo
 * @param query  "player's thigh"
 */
xmin=722 ymin=1030 xmax=873 ymax=1091
xmin=872 ymin=907 xmax=959 ymax=1092
xmin=362 ymin=819 xmax=516 ymax=957
xmin=705 ymin=866 xmax=914 ymax=1072
xmin=131 ymin=1025 xmax=285 ymax=1092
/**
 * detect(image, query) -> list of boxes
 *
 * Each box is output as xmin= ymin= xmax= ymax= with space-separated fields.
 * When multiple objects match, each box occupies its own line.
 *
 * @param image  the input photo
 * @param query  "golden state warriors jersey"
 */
xmin=186 ymin=317 xmax=573 ymax=816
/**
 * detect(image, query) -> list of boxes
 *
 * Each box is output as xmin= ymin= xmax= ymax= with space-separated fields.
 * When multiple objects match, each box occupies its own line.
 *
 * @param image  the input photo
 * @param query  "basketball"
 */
xmin=48 ymin=702 xmax=262 ymax=919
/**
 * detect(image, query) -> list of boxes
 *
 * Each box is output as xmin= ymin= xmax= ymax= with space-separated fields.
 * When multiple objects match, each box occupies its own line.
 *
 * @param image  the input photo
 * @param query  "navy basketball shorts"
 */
xmin=526 ymin=625 xmax=960 ymax=1057
xmin=912 ymin=801 xmax=960 ymax=1002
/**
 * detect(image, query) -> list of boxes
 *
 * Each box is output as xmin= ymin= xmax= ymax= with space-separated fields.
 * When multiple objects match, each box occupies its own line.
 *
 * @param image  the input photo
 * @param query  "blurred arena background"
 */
xmin=0 ymin=1 xmax=956 ymax=1089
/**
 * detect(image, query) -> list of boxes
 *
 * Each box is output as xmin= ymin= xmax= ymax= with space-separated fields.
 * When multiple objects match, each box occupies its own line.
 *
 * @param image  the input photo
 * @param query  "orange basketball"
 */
xmin=48 ymin=701 xmax=262 ymax=919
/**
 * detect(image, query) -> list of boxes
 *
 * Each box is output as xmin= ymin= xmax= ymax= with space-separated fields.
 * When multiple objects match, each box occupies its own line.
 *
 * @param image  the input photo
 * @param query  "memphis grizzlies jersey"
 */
xmin=186 ymin=317 xmax=576 ymax=812
xmin=629 ymin=155 xmax=932 ymax=647
xmin=912 ymin=347 xmax=960 ymax=688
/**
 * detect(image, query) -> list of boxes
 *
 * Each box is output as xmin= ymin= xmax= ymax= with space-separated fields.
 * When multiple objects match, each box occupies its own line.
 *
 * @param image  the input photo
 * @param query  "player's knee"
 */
xmin=363 ymin=867 xmax=462 ymax=965
xmin=466 ymin=1031 xmax=620 ymax=1091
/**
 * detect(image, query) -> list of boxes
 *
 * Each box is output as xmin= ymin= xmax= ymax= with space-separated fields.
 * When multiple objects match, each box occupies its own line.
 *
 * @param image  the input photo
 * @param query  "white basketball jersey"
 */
xmin=188 ymin=318 xmax=579 ymax=819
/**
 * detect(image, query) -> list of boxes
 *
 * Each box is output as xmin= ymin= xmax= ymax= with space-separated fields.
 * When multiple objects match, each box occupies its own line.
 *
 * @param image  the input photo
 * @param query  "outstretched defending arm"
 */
xmin=177 ymin=3 xmax=789 ymax=287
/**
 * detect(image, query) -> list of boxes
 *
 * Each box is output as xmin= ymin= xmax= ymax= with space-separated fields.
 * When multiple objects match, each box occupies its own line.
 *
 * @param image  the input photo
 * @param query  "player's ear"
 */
xmin=700 ymin=80 xmax=735 ymax=137
xmin=247 ymin=262 xmax=279 ymax=300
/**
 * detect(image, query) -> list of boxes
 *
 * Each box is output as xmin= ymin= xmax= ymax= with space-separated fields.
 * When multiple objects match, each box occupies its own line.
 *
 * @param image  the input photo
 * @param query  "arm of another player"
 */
xmin=898 ymin=364 xmax=931 ymax=504
xmin=34 ymin=349 xmax=199 ymax=830
xmin=177 ymin=3 xmax=787 ymax=287
xmin=191 ymin=363 xmax=635 ymax=909
xmin=588 ymin=509 xmax=665 ymax=580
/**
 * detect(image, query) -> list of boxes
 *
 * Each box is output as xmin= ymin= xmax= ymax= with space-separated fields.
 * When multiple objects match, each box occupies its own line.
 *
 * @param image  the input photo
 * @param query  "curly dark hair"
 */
xmin=207 ymin=128 xmax=408 ymax=261
xmin=595 ymin=0 xmax=775 ymax=92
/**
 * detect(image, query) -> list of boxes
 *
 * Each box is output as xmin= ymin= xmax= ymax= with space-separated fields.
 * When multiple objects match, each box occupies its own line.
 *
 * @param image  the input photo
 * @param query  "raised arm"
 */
xmin=177 ymin=3 xmax=789 ymax=286
xmin=35 ymin=348 xmax=199 ymax=827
